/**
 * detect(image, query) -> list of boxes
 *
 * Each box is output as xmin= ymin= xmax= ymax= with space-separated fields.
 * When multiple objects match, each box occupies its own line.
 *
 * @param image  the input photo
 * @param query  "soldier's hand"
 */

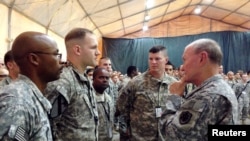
xmin=169 ymin=78 xmax=186 ymax=96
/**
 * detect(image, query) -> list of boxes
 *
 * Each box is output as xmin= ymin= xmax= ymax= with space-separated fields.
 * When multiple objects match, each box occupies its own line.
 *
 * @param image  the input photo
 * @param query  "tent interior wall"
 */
xmin=0 ymin=3 xmax=67 ymax=61
xmin=0 ymin=0 xmax=250 ymax=74
xmin=103 ymin=31 xmax=250 ymax=74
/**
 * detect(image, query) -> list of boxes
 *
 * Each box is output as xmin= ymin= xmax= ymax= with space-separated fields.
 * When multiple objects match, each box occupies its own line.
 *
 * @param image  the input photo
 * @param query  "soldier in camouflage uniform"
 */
xmin=0 ymin=50 xmax=20 ymax=89
xmin=0 ymin=31 xmax=63 ymax=140
xmin=233 ymin=73 xmax=250 ymax=124
xmin=98 ymin=57 xmax=118 ymax=106
xmin=45 ymin=28 xmax=100 ymax=141
xmin=98 ymin=57 xmax=120 ymax=130
xmin=93 ymin=68 xmax=114 ymax=141
xmin=118 ymin=65 xmax=139 ymax=141
xmin=116 ymin=45 xmax=181 ymax=141
xmin=225 ymin=71 xmax=237 ymax=88
xmin=162 ymin=38 xmax=239 ymax=141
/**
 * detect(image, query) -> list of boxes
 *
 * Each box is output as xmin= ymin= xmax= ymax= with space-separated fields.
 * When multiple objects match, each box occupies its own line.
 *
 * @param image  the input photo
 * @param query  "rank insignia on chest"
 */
xmin=179 ymin=111 xmax=192 ymax=124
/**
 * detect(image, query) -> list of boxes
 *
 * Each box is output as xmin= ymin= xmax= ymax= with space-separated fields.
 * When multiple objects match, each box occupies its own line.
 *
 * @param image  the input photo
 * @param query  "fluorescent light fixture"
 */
xmin=194 ymin=6 xmax=202 ymax=14
xmin=143 ymin=25 xmax=148 ymax=31
xmin=145 ymin=15 xmax=150 ymax=21
xmin=202 ymin=0 xmax=213 ymax=5
xmin=146 ymin=0 xmax=154 ymax=8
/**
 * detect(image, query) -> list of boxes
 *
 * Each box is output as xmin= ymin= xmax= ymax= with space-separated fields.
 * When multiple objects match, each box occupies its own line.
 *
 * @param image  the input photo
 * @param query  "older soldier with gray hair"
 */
xmin=162 ymin=38 xmax=239 ymax=140
xmin=45 ymin=28 xmax=100 ymax=140
xmin=116 ymin=45 xmax=181 ymax=141
xmin=0 ymin=31 xmax=63 ymax=140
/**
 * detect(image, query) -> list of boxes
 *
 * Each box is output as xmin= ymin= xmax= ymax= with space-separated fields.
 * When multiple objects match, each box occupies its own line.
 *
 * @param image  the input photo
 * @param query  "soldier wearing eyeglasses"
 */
xmin=0 ymin=31 xmax=63 ymax=141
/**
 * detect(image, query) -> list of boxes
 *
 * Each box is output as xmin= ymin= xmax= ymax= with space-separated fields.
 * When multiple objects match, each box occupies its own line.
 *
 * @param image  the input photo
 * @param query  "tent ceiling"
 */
xmin=1 ymin=0 xmax=250 ymax=38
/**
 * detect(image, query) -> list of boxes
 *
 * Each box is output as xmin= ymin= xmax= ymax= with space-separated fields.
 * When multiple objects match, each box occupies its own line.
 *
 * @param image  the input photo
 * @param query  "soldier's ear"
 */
xmin=166 ymin=57 xmax=169 ymax=64
xmin=28 ymin=53 xmax=39 ymax=66
xmin=73 ymin=45 xmax=81 ymax=56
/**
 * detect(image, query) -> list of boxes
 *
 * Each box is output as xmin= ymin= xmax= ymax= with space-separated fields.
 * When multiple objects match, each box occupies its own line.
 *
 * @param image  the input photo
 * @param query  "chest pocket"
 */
xmin=133 ymin=91 xmax=154 ymax=112
xmin=69 ymin=88 xmax=93 ymax=118
xmin=172 ymin=100 xmax=206 ymax=132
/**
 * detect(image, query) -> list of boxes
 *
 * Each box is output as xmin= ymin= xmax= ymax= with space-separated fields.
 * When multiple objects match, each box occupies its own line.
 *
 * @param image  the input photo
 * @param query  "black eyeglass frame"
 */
xmin=31 ymin=51 xmax=62 ymax=60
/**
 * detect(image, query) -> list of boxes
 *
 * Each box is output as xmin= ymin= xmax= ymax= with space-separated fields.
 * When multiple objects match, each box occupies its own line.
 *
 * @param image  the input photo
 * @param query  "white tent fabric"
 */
xmin=0 ymin=0 xmax=250 ymax=59
xmin=1 ymin=0 xmax=249 ymax=38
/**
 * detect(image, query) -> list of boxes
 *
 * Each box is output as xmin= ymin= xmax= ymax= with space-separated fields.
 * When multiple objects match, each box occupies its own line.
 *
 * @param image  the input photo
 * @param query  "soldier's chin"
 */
xmin=54 ymin=71 xmax=62 ymax=80
xmin=102 ymin=86 xmax=109 ymax=89
xmin=104 ymin=84 xmax=109 ymax=87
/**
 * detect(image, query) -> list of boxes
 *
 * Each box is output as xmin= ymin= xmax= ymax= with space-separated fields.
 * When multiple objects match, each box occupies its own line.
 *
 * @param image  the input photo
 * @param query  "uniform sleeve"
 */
xmin=162 ymin=94 xmax=232 ymax=140
xmin=233 ymin=83 xmax=241 ymax=98
xmin=45 ymin=78 xmax=71 ymax=103
xmin=241 ymin=92 xmax=249 ymax=120
xmin=107 ymin=95 xmax=115 ymax=124
xmin=116 ymin=80 xmax=134 ymax=117
xmin=45 ymin=79 xmax=71 ymax=119
xmin=0 ymin=95 xmax=30 ymax=140
xmin=210 ymin=95 xmax=234 ymax=124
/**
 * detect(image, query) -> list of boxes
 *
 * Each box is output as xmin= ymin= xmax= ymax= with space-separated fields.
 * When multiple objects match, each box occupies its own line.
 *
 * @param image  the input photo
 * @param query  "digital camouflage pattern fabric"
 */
xmin=0 ymin=75 xmax=52 ymax=141
xmin=0 ymin=76 xmax=12 ymax=89
xmin=117 ymin=71 xmax=181 ymax=141
xmin=45 ymin=65 xmax=99 ymax=141
xmin=233 ymin=81 xmax=250 ymax=122
xmin=96 ymin=92 xmax=114 ymax=141
xmin=162 ymin=75 xmax=239 ymax=141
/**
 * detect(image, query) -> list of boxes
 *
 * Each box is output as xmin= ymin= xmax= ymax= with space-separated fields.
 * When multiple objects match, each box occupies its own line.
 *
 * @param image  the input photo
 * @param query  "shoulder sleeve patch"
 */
xmin=8 ymin=125 xmax=28 ymax=141
xmin=15 ymin=126 xmax=28 ymax=141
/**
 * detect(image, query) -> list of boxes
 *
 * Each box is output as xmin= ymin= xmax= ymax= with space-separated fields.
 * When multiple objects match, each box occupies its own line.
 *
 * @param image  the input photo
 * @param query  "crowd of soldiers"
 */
xmin=0 ymin=28 xmax=248 ymax=141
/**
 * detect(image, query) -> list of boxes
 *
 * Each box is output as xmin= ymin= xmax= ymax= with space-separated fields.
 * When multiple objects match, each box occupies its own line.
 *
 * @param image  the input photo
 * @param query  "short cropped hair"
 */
xmin=92 ymin=68 xmax=107 ymax=79
xmin=149 ymin=45 xmax=167 ymax=56
xmin=99 ymin=56 xmax=112 ymax=65
xmin=4 ymin=50 xmax=14 ymax=67
xmin=99 ymin=56 xmax=111 ymax=61
xmin=165 ymin=60 xmax=175 ymax=70
xmin=65 ymin=28 xmax=93 ymax=43
xmin=127 ymin=66 xmax=137 ymax=76
xmin=86 ymin=68 xmax=94 ymax=74
xmin=191 ymin=39 xmax=223 ymax=65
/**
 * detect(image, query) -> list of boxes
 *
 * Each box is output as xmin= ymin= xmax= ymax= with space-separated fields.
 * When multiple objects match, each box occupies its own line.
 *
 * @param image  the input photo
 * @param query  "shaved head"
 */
xmin=12 ymin=31 xmax=57 ymax=68
xmin=10 ymin=31 xmax=62 ymax=87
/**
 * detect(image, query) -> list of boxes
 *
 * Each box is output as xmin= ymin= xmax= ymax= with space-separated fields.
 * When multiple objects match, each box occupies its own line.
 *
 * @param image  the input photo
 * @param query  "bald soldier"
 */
xmin=162 ymin=39 xmax=238 ymax=140
xmin=0 ymin=31 xmax=63 ymax=141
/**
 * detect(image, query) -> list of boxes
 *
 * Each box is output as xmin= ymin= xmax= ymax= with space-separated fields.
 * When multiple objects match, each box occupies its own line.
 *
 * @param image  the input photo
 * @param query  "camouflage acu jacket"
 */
xmin=45 ymin=66 xmax=99 ymax=141
xmin=0 ymin=75 xmax=52 ymax=141
xmin=162 ymin=75 xmax=239 ymax=141
xmin=117 ymin=70 xmax=181 ymax=141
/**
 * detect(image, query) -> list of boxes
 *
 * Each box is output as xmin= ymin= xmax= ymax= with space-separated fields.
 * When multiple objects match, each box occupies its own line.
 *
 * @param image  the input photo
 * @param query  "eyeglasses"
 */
xmin=32 ymin=51 xmax=62 ymax=60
